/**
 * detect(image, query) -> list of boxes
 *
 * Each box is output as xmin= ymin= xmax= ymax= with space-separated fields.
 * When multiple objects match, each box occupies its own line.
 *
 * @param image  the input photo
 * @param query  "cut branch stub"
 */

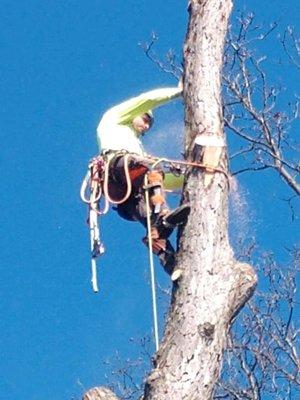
xmin=194 ymin=134 xmax=226 ymax=187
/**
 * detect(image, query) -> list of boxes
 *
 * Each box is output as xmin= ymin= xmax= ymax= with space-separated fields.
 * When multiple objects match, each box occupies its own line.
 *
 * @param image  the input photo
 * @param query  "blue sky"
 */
xmin=0 ymin=1 xmax=299 ymax=399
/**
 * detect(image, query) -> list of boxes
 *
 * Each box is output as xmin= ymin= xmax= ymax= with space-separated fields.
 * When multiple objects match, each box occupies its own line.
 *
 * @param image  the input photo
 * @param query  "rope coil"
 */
xmin=102 ymin=153 xmax=132 ymax=205
xmin=80 ymin=152 xmax=229 ymax=294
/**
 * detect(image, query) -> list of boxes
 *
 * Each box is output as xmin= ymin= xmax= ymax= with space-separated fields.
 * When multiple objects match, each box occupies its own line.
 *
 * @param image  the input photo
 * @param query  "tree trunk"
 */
xmin=83 ymin=387 xmax=119 ymax=400
xmin=143 ymin=1 xmax=257 ymax=399
xmin=83 ymin=1 xmax=257 ymax=399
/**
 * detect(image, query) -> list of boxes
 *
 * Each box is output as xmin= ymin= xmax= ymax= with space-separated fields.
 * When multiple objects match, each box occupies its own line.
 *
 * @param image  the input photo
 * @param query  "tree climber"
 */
xmin=96 ymin=82 xmax=190 ymax=275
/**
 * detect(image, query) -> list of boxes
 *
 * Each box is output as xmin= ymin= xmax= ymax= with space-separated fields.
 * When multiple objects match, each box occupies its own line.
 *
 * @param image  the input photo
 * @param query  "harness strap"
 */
xmin=80 ymin=152 xmax=229 ymax=295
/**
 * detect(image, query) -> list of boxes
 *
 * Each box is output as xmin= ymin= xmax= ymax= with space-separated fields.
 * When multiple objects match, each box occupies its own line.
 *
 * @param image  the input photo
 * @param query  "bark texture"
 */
xmin=83 ymin=1 xmax=257 ymax=399
xmin=83 ymin=386 xmax=119 ymax=400
xmin=143 ymin=1 xmax=257 ymax=399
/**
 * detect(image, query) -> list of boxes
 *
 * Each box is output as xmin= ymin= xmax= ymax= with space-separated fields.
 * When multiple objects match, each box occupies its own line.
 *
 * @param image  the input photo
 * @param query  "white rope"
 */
xmin=144 ymin=174 xmax=159 ymax=352
xmin=89 ymin=208 xmax=100 ymax=292
xmin=80 ymin=170 xmax=92 ymax=204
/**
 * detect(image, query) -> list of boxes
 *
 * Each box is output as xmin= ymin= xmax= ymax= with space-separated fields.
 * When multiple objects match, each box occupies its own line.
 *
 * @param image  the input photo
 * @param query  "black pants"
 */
xmin=106 ymin=153 xmax=175 ymax=274
xmin=107 ymin=153 xmax=164 ymax=225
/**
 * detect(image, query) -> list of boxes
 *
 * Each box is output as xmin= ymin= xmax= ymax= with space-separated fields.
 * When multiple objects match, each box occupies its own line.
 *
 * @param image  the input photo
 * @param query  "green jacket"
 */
xmin=97 ymin=87 xmax=182 ymax=155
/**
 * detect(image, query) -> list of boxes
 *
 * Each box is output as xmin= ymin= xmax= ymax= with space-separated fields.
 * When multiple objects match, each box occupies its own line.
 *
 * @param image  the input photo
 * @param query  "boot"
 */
xmin=156 ymin=203 xmax=190 ymax=239
xmin=142 ymin=234 xmax=176 ymax=276
xmin=157 ymin=240 xmax=176 ymax=275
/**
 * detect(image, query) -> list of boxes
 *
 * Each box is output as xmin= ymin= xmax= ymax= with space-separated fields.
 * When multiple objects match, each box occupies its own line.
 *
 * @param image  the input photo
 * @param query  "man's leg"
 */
xmin=141 ymin=170 xmax=190 ymax=277
xmin=109 ymin=153 xmax=147 ymax=221
xmin=142 ymin=228 xmax=176 ymax=275
xmin=109 ymin=153 xmax=189 ymax=276
xmin=146 ymin=170 xmax=169 ymax=218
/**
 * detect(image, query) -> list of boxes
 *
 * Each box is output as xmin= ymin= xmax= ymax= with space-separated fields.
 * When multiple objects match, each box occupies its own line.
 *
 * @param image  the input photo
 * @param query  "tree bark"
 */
xmin=83 ymin=386 xmax=119 ymax=400
xmin=143 ymin=1 xmax=257 ymax=399
xmin=83 ymin=1 xmax=257 ymax=399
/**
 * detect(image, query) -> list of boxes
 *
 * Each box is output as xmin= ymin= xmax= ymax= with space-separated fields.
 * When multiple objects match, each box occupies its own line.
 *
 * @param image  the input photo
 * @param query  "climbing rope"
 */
xmin=81 ymin=152 xmax=229 ymax=210
xmin=102 ymin=153 xmax=133 ymax=205
xmin=144 ymin=173 xmax=160 ymax=352
xmin=80 ymin=157 xmax=109 ymax=215
xmin=80 ymin=152 xmax=133 ymax=213
xmin=151 ymin=156 xmax=230 ymax=181
xmin=80 ymin=157 xmax=108 ymax=292
xmin=89 ymin=207 xmax=103 ymax=292
xmin=80 ymin=152 xmax=229 ymax=293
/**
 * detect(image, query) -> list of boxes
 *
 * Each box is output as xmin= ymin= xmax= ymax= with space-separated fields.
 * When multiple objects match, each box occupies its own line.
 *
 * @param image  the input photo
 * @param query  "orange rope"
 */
xmin=81 ymin=153 xmax=229 ymax=213
xmin=151 ymin=157 xmax=229 ymax=179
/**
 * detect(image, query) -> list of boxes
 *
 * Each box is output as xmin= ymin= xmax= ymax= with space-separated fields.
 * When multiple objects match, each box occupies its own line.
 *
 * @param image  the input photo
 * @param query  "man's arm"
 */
xmin=111 ymin=87 xmax=182 ymax=124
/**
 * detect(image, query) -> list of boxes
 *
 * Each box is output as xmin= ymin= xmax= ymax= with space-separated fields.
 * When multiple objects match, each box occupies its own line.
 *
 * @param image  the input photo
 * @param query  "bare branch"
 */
xmin=232 ymin=165 xmax=271 ymax=176
xmin=139 ymin=33 xmax=182 ymax=79
xmin=280 ymin=27 xmax=300 ymax=69
xmin=216 ymin=250 xmax=300 ymax=400
xmin=223 ymin=14 xmax=300 ymax=195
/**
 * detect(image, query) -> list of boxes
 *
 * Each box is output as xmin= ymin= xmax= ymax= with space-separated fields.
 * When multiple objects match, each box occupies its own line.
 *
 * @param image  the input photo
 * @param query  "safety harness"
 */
xmin=80 ymin=152 xmax=168 ymax=290
xmin=80 ymin=152 xmax=229 ymax=290
xmin=80 ymin=151 xmax=228 ymax=350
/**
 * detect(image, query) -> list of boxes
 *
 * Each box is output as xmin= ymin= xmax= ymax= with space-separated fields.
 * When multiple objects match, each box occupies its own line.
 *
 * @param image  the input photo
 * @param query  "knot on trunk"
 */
xmin=198 ymin=322 xmax=215 ymax=345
